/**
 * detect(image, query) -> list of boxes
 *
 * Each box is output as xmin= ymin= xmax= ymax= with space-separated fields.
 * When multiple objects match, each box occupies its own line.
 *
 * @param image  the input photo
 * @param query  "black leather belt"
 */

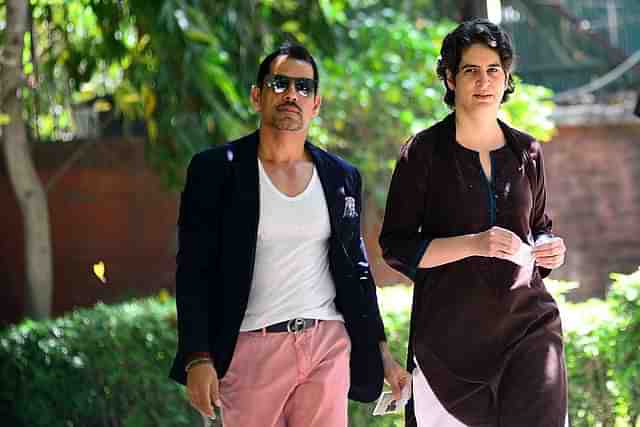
xmin=253 ymin=318 xmax=319 ymax=333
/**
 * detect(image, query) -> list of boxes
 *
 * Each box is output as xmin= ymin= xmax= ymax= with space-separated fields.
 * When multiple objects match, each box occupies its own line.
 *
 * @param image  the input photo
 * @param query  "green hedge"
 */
xmin=0 ymin=293 xmax=200 ymax=427
xmin=555 ymin=270 xmax=640 ymax=427
xmin=1 ymin=270 xmax=639 ymax=426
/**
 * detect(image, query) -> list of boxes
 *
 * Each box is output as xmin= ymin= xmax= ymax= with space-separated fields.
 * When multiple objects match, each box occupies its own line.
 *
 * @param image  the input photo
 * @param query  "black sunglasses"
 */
xmin=264 ymin=74 xmax=317 ymax=97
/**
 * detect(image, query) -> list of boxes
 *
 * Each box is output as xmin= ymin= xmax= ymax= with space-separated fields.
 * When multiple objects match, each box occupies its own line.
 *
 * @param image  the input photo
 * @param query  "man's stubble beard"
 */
xmin=272 ymin=114 xmax=304 ymax=132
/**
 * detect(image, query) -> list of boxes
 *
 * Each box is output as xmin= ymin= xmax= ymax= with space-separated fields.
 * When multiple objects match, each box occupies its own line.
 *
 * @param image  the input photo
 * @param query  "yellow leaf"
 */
xmin=120 ymin=93 xmax=141 ymax=104
xmin=137 ymin=34 xmax=151 ymax=51
xmin=158 ymin=289 xmax=170 ymax=304
xmin=93 ymin=261 xmax=107 ymax=284
xmin=0 ymin=114 xmax=10 ymax=126
xmin=147 ymin=119 xmax=158 ymax=142
xmin=93 ymin=100 xmax=112 ymax=113
xmin=142 ymin=85 xmax=156 ymax=118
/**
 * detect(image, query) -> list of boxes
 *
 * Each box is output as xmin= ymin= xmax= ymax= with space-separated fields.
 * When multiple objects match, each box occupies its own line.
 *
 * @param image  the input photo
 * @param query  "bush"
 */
xmin=2 ymin=270 xmax=638 ymax=427
xmin=0 ymin=287 xmax=411 ymax=427
xmin=0 ymin=291 xmax=200 ymax=427
xmin=552 ymin=268 xmax=640 ymax=427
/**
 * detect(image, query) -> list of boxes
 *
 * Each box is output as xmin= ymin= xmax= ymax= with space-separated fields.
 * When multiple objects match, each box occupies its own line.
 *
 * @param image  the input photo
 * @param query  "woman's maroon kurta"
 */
xmin=380 ymin=113 xmax=566 ymax=426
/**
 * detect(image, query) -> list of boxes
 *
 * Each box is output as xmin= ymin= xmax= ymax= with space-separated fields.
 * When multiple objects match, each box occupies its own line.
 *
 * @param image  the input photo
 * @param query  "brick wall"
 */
xmin=541 ymin=123 xmax=640 ymax=299
xmin=0 ymin=138 xmax=179 ymax=325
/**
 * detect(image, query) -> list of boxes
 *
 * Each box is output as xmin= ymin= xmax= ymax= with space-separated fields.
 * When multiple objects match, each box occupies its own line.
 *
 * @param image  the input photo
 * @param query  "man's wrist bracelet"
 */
xmin=185 ymin=357 xmax=212 ymax=373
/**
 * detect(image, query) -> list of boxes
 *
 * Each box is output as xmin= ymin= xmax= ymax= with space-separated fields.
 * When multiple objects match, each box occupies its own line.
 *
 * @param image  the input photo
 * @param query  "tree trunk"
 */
xmin=1 ymin=0 xmax=53 ymax=320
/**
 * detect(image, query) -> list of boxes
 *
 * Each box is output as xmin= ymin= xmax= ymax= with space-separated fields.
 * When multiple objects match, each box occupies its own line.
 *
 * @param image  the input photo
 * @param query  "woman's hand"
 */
xmin=474 ymin=226 xmax=522 ymax=259
xmin=532 ymin=237 xmax=566 ymax=269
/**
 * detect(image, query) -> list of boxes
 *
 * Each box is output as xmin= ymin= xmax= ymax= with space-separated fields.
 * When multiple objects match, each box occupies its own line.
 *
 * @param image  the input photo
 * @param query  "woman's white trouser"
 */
xmin=413 ymin=357 xmax=467 ymax=427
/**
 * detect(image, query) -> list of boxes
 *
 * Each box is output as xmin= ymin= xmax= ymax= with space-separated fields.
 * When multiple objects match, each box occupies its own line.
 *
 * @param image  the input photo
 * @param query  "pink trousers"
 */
xmin=219 ymin=320 xmax=351 ymax=427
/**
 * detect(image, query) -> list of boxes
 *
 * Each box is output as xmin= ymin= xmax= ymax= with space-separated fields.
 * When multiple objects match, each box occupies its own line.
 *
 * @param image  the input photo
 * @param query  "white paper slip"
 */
xmin=373 ymin=391 xmax=400 ymax=416
xmin=372 ymin=381 xmax=412 ymax=416
xmin=507 ymin=241 xmax=534 ymax=267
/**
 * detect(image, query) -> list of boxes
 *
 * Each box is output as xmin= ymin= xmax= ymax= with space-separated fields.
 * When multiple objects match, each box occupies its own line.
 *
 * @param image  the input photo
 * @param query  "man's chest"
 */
xmin=260 ymin=160 xmax=314 ymax=197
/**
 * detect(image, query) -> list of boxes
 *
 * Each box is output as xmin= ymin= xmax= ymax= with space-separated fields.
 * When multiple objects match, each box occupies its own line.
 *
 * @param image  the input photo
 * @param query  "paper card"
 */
xmin=372 ymin=381 xmax=412 ymax=416
xmin=373 ymin=391 xmax=399 ymax=416
xmin=507 ymin=241 xmax=534 ymax=267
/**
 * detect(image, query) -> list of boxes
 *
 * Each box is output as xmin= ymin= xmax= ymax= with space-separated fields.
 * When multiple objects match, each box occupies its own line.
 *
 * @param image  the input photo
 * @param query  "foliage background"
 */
xmin=5 ymin=0 xmax=554 ymax=209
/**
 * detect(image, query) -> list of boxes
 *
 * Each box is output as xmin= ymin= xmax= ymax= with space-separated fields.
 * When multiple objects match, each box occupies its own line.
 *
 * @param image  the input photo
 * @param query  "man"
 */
xmin=169 ymin=42 xmax=407 ymax=427
xmin=380 ymin=19 xmax=568 ymax=426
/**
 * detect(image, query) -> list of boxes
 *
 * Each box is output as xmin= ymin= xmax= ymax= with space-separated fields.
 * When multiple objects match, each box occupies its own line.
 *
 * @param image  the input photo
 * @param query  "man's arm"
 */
xmin=349 ymin=169 xmax=385 ymax=341
xmin=379 ymin=341 xmax=409 ymax=400
xmin=175 ymin=152 xmax=220 ymax=355
xmin=186 ymin=361 xmax=220 ymax=418
xmin=350 ymin=168 xmax=410 ymax=396
xmin=175 ymin=150 xmax=227 ymax=417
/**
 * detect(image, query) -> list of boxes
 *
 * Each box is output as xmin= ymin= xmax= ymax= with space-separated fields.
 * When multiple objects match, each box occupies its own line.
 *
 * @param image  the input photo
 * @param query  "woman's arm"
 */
xmin=418 ymin=226 xmax=522 ymax=268
xmin=380 ymin=136 xmax=522 ymax=275
xmin=379 ymin=136 xmax=432 ymax=280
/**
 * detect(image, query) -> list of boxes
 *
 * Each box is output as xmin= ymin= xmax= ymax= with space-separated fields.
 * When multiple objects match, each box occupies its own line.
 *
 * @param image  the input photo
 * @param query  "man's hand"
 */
xmin=186 ymin=362 xmax=221 ymax=418
xmin=474 ymin=226 xmax=522 ymax=259
xmin=532 ymin=236 xmax=566 ymax=269
xmin=379 ymin=342 xmax=410 ymax=401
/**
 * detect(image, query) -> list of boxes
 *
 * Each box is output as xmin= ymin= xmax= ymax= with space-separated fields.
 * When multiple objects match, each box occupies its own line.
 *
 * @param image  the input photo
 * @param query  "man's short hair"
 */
xmin=437 ymin=18 xmax=516 ymax=108
xmin=256 ymin=42 xmax=319 ymax=92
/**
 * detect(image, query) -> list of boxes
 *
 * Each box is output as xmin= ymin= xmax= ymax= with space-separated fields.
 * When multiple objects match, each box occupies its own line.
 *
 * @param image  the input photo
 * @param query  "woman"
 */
xmin=379 ymin=19 xmax=568 ymax=427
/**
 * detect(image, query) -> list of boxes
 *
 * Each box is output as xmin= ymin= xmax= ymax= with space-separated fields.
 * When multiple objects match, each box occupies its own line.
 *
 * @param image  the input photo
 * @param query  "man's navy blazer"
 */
xmin=169 ymin=131 xmax=386 ymax=403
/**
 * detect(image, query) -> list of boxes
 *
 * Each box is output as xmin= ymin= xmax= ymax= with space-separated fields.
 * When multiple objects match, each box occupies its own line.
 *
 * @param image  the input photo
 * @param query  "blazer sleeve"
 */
xmin=529 ymin=142 xmax=554 ymax=279
xmin=379 ymin=136 xmax=433 ymax=281
xmin=349 ymin=169 xmax=386 ymax=343
xmin=175 ymin=151 xmax=225 ymax=356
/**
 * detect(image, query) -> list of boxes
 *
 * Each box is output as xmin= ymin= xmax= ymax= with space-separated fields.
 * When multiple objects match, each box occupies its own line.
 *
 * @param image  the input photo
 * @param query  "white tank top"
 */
xmin=239 ymin=159 xmax=344 ymax=331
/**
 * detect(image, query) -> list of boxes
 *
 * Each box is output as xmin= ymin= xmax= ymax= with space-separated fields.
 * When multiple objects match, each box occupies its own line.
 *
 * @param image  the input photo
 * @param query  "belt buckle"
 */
xmin=287 ymin=318 xmax=306 ymax=333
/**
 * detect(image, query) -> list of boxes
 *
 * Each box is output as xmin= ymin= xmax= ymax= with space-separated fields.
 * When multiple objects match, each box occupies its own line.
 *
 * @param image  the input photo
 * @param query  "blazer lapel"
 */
xmin=227 ymin=132 xmax=260 ymax=296
xmin=306 ymin=142 xmax=345 ymax=236
xmin=229 ymin=131 xmax=260 ymax=212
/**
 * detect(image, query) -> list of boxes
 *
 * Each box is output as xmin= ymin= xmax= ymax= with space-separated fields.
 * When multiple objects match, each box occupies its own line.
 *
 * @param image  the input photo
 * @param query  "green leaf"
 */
xmin=184 ymin=30 xmax=215 ymax=45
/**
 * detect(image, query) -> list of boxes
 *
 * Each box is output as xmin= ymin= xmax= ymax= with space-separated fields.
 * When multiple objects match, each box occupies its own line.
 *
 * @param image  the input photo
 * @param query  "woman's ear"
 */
xmin=446 ymin=69 xmax=456 ymax=91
